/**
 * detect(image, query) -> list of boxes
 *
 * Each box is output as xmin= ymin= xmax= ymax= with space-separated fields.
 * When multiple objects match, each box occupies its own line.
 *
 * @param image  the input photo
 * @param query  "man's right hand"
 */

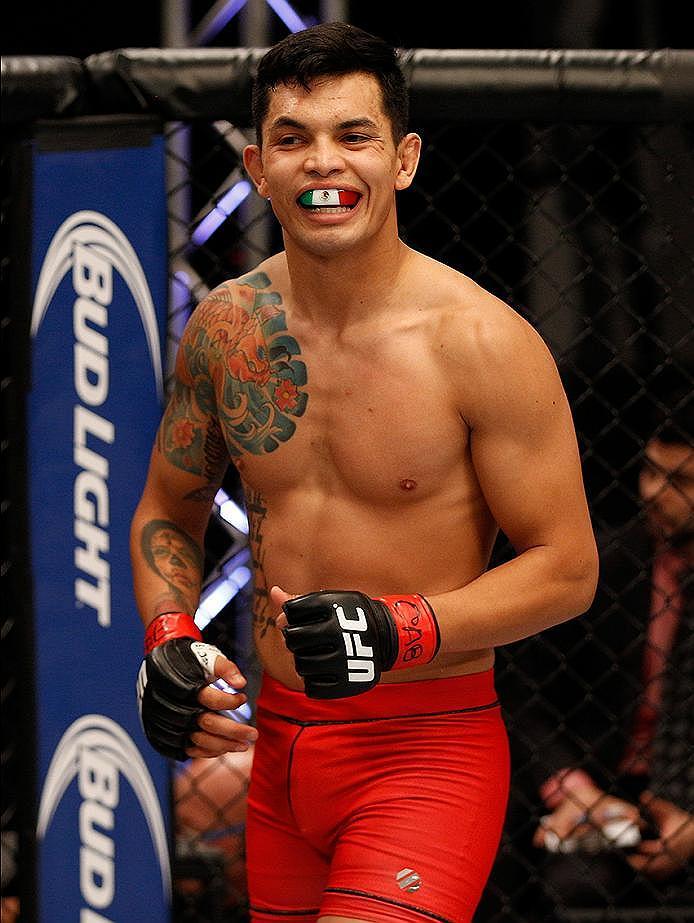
xmin=137 ymin=612 xmax=257 ymax=760
xmin=533 ymin=780 xmax=640 ymax=852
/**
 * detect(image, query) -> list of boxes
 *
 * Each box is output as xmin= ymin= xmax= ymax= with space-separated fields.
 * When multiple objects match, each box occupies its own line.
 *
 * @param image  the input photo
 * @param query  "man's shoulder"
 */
xmin=417 ymin=259 xmax=547 ymax=371
xmin=412 ymin=257 xmax=564 ymax=424
xmin=189 ymin=255 xmax=288 ymax=325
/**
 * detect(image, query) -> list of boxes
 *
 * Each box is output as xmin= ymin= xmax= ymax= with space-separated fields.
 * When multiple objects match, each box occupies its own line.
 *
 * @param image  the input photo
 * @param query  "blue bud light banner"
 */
xmin=28 ymin=122 xmax=172 ymax=922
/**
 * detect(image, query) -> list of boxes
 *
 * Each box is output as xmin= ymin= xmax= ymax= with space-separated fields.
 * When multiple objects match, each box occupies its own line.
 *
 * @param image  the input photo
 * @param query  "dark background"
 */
xmin=3 ymin=0 xmax=692 ymax=57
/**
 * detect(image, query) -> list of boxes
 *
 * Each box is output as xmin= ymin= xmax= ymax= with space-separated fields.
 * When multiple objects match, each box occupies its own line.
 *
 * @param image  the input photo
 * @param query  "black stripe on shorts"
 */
xmin=264 ymin=699 xmax=500 ymax=728
xmin=324 ymin=886 xmax=456 ymax=922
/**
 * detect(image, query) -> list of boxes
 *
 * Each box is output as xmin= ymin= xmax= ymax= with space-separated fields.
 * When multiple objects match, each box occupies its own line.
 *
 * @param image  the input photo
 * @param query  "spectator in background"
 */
xmin=529 ymin=394 xmax=693 ymax=910
xmin=174 ymin=748 xmax=253 ymax=909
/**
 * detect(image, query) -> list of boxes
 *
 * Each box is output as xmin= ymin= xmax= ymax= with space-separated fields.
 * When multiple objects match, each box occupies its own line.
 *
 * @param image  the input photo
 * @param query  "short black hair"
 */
xmin=252 ymin=22 xmax=409 ymax=144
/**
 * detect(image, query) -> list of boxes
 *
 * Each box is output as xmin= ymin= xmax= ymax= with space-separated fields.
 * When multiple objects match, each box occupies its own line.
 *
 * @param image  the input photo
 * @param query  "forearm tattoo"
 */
xmin=246 ymin=488 xmax=274 ymax=638
xmin=140 ymin=519 xmax=203 ymax=616
xmin=158 ymin=271 xmax=308 ymax=482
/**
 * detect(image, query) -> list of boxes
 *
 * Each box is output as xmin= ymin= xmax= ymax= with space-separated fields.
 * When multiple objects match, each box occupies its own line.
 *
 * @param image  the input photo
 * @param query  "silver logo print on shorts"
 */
xmin=395 ymin=868 xmax=422 ymax=892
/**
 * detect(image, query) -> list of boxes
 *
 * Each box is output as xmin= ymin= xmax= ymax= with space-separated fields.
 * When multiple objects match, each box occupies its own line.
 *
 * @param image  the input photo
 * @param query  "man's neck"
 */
xmin=284 ymin=234 xmax=412 ymax=332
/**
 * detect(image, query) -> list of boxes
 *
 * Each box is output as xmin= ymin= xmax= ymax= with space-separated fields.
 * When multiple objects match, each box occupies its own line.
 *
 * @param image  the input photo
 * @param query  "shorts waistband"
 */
xmin=257 ymin=669 xmax=499 ymax=723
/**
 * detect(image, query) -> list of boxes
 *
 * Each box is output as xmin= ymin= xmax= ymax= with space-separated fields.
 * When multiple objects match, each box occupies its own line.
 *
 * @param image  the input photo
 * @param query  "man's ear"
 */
xmin=394 ymin=133 xmax=422 ymax=191
xmin=243 ymin=144 xmax=269 ymax=198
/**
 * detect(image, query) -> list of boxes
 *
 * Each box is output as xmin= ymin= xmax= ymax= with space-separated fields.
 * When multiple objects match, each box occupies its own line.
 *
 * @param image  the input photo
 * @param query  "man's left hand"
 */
xmin=271 ymin=585 xmax=440 ymax=699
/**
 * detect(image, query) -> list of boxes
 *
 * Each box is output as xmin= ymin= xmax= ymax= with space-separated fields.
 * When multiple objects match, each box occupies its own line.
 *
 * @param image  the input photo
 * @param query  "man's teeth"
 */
xmin=306 ymin=206 xmax=352 ymax=214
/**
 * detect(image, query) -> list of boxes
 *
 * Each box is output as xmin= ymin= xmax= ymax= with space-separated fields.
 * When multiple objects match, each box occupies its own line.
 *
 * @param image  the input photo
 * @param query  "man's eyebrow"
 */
xmin=267 ymin=116 xmax=381 ymax=133
xmin=337 ymin=118 xmax=380 ymax=132
xmin=268 ymin=116 xmax=306 ymax=132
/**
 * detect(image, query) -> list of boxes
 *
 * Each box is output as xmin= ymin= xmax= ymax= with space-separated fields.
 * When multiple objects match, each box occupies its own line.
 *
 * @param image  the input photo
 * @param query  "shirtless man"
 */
xmin=132 ymin=22 xmax=599 ymax=923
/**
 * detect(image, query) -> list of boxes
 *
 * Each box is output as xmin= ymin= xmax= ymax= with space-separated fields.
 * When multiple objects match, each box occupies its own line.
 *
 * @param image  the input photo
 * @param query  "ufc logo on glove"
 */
xmin=282 ymin=590 xmax=441 ymax=698
xmin=335 ymin=604 xmax=376 ymax=683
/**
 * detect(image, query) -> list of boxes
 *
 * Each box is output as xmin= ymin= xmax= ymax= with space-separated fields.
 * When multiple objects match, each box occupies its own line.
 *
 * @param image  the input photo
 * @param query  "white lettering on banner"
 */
xmin=78 ymin=739 xmax=120 ymax=809
xmin=335 ymin=605 xmax=375 ymax=683
xmin=81 ymin=910 xmax=115 ymax=923
xmin=74 ymin=297 xmax=108 ymax=353
xmin=73 ymin=240 xmax=113 ymax=306
xmin=78 ymin=745 xmax=118 ymax=908
xmin=80 ymin=845 xmax=114 ymax=909
xmin=75 ymin=520 xmax=109 ymax=582
xmin=37 ymin=715 xmax=172 ymax=910
xmin=75 ymin=342 xmax=109 ymax=406
xmin=73 ymin=405 xmax=113 ymax=478
xmin=72 ymin=239 xmax=114 ymax=628
xmin=79 ymin=800 xmax=115 ymax=858
xmin=73 ymin=242 xmax=111 ymax=404
xmin=32 ymin=210 xmax=164 ymax=634
xmin=73 ymin=405 xmax=114 ymax=627
xmin=74 ymin=471 xmax=110 ymax=529
xmin=30 ymin=204 xmax=167 ymax=912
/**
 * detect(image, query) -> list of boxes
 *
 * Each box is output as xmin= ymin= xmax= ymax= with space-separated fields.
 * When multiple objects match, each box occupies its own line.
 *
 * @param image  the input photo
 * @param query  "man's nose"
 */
xmin=303 ymin=138 xmax=345 ymax=175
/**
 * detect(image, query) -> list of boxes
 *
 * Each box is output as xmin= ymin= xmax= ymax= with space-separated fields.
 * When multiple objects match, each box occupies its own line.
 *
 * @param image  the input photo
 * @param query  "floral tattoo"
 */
xmin=158 ymin=271 xmax=308 ymax=477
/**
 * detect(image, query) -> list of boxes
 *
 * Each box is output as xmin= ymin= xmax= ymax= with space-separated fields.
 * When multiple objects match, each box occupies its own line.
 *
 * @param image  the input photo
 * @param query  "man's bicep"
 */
xmin=469 ymin=354 xmax=592 ymax=555
xmin=156 ymin=377 xmax=229 ymax=486
xmin=138 ymin=391 xmax=228 ymax=532
xmin=148 ymin=432 xmax=228 ymax=513
xmin=156 ymin=300 xmax=230 ymax=487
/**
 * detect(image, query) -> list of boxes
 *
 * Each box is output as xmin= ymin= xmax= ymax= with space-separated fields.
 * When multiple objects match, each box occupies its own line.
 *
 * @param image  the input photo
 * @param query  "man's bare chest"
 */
xmin=213 ymin=333 xmax=468 ymax=502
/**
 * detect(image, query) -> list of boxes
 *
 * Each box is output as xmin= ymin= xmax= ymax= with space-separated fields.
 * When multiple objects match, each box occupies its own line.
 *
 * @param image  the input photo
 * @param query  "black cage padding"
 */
xmin=3 ymin=48 xmax=694 ymax=124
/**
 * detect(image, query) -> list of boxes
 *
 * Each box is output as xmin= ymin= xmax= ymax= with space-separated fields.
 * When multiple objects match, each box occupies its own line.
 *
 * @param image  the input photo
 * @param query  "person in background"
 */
xmin=531 ymin=394 xmax=693 ymax=909
xmin=174 ymin=748 xmax=254 ymax=908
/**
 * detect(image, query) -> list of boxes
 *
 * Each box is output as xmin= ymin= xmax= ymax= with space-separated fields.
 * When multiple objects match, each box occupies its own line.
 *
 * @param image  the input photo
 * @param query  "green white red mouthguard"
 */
xmin=298 ymin=189 xmax=360 ymax=207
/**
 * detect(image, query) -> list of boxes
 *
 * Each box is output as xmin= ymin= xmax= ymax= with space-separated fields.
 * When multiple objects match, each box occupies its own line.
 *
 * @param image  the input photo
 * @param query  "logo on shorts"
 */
xmin=396 ymin=867 xmax=422 ymax=892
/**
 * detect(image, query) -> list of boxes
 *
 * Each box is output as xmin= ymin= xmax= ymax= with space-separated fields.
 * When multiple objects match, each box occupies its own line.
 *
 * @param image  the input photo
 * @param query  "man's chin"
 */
xmin=285 ymin=223 xmax=370 ymax=258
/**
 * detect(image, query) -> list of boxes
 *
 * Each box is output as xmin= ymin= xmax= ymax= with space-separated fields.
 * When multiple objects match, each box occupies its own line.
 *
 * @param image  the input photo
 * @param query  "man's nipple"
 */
xmin=399 ymin=478 xmax=418 ymax=491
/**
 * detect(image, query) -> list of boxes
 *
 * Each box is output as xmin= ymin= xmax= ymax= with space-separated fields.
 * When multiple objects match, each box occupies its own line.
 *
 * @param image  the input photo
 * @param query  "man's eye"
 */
xmin=343 ymin=134 xmax=370 ymax=143
xmin=277 ymin=135 xmax=302 ymax=146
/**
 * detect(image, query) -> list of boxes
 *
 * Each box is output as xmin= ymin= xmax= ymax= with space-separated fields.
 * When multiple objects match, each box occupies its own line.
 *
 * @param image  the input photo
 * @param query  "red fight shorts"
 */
xmin=246 ymin=669 xmax=510 ymax=923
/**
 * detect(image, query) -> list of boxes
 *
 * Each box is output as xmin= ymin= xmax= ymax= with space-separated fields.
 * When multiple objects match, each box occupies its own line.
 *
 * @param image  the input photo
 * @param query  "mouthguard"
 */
xmin=298 ymin=189 xmax=360 ymax=207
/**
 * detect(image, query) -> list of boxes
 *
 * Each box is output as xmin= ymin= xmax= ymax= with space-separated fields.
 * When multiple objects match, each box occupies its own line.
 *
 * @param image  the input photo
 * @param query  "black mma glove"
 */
xmin=136 ymin=612 xmax=224 ymax=760
xmin=282 ymin=590 xmax=440 ymax=699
